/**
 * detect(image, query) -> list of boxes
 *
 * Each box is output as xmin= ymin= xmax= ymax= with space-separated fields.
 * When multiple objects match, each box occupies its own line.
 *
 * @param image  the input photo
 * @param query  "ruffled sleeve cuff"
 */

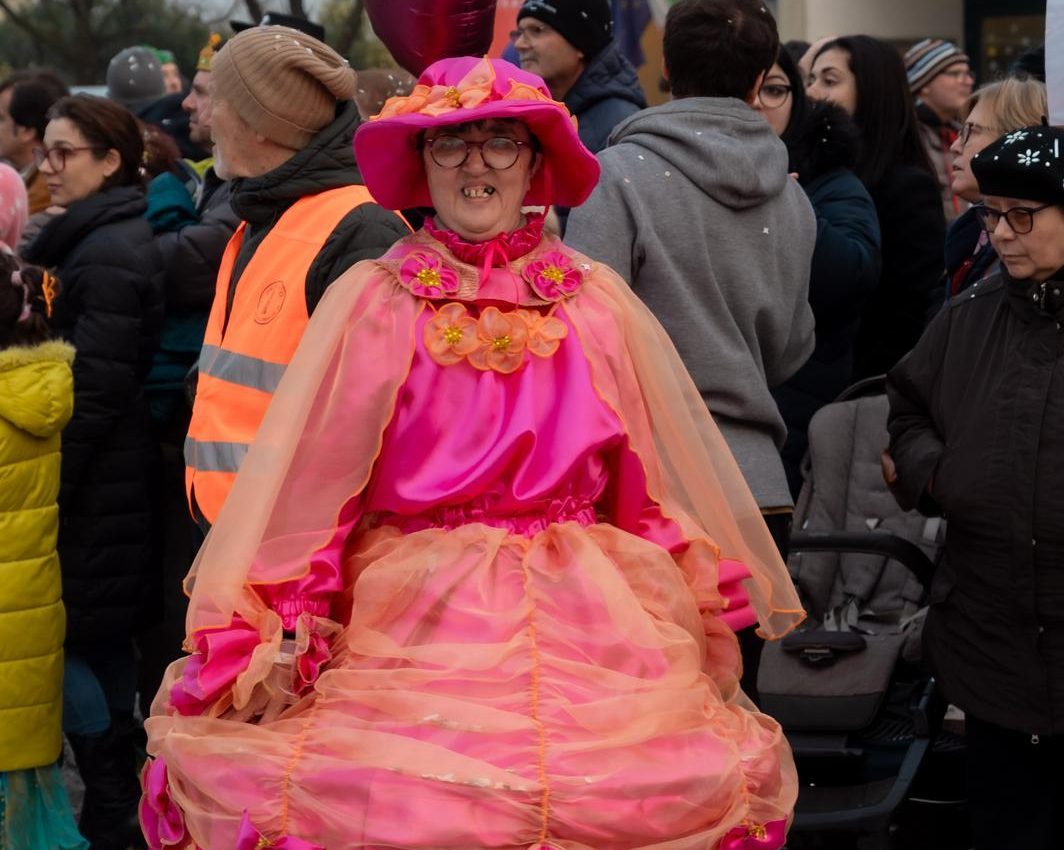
xmin=717 ymin=558 xmax=757 ymax=633
xmin=170 ymin=614 xmax=273 ymax=717
xmin=170 ymin=610 xmax=339 ymax=718
xmin=674 ymin=539 xmax=757 ymax=633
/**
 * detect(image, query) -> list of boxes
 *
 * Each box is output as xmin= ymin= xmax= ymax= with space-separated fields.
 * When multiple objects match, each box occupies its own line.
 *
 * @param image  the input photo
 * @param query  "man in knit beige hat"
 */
xmin=185 ymin=24 xmax=408 ymax=529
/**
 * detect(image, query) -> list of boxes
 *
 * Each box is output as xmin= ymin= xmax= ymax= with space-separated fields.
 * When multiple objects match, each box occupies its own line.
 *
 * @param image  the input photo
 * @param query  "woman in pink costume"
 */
xmin=142 ymin=56 xmax=804 ymax=850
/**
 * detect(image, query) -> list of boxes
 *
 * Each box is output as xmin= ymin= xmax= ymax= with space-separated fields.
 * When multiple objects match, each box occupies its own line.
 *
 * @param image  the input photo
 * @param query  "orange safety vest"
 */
xmin=185 ymin=185 xmax=376 ymax=525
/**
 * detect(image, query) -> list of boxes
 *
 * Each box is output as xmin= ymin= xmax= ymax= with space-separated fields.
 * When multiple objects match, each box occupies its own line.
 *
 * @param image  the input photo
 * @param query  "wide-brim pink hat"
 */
xmin=354 ymin=56 xmax=600 ymax=209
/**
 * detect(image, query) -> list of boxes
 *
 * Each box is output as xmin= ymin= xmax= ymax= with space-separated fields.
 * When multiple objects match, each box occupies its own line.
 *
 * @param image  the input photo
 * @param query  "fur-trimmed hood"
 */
xmin=0 ymin=340 xmax=75 ymax=438
xmin=783 ymin=100 xmax=862 ymax=188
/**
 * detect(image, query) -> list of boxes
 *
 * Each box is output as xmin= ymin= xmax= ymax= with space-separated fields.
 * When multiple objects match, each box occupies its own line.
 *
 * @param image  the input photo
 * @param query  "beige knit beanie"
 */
xmin=211 ymin=26 xmax=357 ymax=149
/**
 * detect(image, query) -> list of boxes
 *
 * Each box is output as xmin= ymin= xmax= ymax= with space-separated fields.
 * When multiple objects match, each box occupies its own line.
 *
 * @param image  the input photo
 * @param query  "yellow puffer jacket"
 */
xmin=0 ymin=340 xmax=74 ymax=771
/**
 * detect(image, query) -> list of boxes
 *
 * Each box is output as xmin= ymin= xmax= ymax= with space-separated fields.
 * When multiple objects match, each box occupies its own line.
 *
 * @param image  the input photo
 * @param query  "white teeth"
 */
xmin=463 ymin=186 xmax=495 ymax=199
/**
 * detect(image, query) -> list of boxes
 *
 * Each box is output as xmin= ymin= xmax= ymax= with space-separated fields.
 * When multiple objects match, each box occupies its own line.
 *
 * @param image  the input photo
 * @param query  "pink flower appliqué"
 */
xmin=400 ymin=251 xmax=460 ymax=299
xmin=140 ymin=757 xmax=188 ymax=849
xmin=467 ymin=306 xmax=529 ymax=374
xmin=522 ymin=251 xmax=583 ymax=301
xmin=425 ymin=302 xmax=479 ymax=366
xmin=517 ymin=309 xmax=568 ymax=358
xmin=718 ymin=820 xmax=786 ymax=850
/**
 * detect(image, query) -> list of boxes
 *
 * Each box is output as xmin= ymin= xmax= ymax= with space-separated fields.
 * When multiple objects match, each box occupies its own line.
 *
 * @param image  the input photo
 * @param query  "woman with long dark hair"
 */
xmin=754 ymin=47 xmax=881 ymax=496
xmin=23 ymin=93 xmax=163 ymax=850
xmin=808 ymin=35 xmax=946 ymax=380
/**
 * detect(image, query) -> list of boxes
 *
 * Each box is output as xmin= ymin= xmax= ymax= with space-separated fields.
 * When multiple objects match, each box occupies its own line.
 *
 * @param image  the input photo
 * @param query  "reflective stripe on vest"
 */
xmin=199 ymin=344 xmax=287 ymax=394
xmin=184 ymin=436 xmax=247 ymax=473
xmin=185 ymin=184 xmax=378 ymax=525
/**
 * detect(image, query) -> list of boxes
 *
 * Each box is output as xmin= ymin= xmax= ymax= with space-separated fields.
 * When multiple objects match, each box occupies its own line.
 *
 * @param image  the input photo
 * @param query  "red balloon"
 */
xmin=365 ymin=0 xmax=499 ymax=76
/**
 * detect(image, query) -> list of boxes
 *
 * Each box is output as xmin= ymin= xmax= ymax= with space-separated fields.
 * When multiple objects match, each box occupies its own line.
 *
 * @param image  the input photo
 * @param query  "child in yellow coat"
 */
xmin=0 ymin=254 xmax=86 ymax=849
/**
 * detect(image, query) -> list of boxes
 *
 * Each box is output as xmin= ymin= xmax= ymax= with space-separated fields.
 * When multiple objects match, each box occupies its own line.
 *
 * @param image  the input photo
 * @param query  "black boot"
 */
xmin=68 ymin=725 xmax=147 ymax=850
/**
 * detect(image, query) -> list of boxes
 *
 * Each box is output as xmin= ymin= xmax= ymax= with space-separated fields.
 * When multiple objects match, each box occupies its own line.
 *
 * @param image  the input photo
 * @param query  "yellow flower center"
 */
xmin=416 ymin=267 xmax=442 ymax=288
xmin=443 ymin=326 xmax=463 ymax=345
xmin=444 ymin=86 xmax=461 ymax=107
xmin=255 ymin=836 xmax=272 ymax=850
xmin=745 ymin=823 xmax=767 ymax=840
xmin=492 ymin=335 xmax=511 ymax=351
xmin=542 ymin=265 xmax=565 ymax=284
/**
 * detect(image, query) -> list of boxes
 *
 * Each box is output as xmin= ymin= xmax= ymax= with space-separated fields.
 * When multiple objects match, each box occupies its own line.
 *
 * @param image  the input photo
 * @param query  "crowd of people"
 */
xmin=0 ymin=0 xmax=1058 ymax=849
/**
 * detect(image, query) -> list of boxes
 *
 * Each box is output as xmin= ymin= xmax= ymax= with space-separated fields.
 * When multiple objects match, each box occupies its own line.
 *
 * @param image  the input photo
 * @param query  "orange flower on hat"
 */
xmin=503 ymin=80 xmax=569 ymax=113
xmin=425 ymin=302 xmax=479 ymax=366
xmin=518 ymin=309 xmax=568 ymax=358
xmin=375 ymin=84 xmax=433 ymax=119
xmin=377 ymin=58 xmax=494 ymax=120
xmin=468 ymin=306 xmax=528 ymax=374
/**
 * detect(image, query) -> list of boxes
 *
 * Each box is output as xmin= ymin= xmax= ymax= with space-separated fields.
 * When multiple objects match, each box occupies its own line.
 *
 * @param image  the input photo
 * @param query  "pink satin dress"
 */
xmin=142 ymin=219 xmax=795 ymax=850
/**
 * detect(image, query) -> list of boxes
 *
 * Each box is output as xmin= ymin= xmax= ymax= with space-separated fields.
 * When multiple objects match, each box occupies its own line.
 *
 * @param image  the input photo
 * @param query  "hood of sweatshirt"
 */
xmin=607 ymin=97 xmax=790 ymax=210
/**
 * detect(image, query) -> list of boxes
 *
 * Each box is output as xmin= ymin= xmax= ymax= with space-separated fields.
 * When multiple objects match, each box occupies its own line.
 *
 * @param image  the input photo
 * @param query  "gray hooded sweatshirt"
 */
xmin=566 ymin=98 xmax=816 ymax=509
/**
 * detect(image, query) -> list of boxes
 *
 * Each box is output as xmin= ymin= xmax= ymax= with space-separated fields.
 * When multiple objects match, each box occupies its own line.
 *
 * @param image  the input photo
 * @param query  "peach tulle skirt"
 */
xmin=148 ymin=522 xmax=796 ymax=850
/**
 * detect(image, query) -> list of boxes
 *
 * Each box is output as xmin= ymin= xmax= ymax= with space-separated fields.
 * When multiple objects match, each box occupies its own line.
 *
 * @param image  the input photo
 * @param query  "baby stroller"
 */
xmin=756 ymin=378 xmax=962 ymax=849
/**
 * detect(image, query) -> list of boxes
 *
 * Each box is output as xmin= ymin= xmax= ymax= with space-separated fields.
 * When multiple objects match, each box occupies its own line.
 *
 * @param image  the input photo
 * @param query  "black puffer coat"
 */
xmin=853 ymin=162 xmax=945 ymax=380
xmin=772 ymin=101 xmax=882 ymax=496
xmin=24 ymin=186 xmax=164 ymax=644
xmin=887 ymin=270 xmax=1064 ymax=735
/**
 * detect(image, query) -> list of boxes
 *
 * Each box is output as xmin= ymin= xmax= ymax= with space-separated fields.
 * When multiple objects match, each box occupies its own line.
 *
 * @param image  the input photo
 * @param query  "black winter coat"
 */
xmin=24 ymin=186 xmax=164 ymax=644
xmin=853 ymin=163 xmax=946 ymax=380
xmin=773 ymin=102 xmax=882 ymax=496
xmin=225 ymin=102 xmax=409 ymax=319
xmin=156 ymin=168 xmax=239 ymax=313
xmin=887 ymin=270 xmax=1064 ymax=735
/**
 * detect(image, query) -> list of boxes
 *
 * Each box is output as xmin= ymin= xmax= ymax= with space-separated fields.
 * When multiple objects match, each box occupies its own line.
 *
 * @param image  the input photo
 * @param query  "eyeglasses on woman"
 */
xmin=757 ymin=83 xmax=792 ymax=110
xmin=32 ymin=145 xmax=106 ymax=173
xmin=958 ymin=120 xmax=1000 ymax=148
xmin=425 ymin=136 xmax=532 ymax=170
xmin=974 ymin=202 xmax=1053 ymax=235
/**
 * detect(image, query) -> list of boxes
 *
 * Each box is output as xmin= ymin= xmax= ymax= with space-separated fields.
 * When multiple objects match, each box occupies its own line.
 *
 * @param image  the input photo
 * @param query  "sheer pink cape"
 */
xmin=182 ymin=252 xmax=805 ymax=648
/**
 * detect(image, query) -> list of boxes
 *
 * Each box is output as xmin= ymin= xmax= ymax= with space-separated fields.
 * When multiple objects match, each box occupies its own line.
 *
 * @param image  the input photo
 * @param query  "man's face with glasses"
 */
xmin=977 ymin=195 xmax=1064 ymax=282
xmin=511 ymin=17 xmax=585 ymax=100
